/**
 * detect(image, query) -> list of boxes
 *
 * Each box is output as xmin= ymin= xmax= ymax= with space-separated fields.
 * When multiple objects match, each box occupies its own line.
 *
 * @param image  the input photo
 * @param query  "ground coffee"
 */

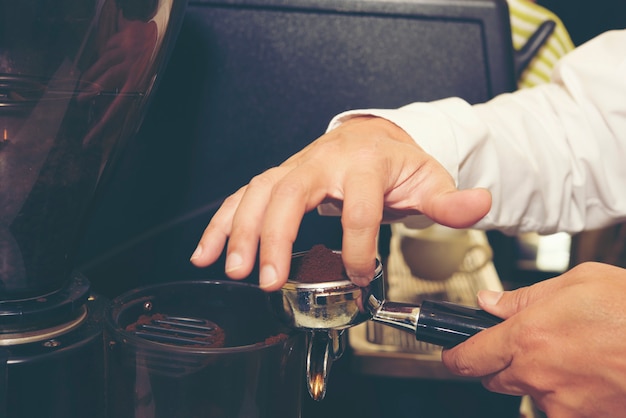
xmin=294 ymin=244 xmax=347 ymax=283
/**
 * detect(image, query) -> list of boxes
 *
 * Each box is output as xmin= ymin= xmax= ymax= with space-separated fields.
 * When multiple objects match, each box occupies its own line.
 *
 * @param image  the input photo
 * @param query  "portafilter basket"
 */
xmin=269 ymin=250 xmax=503 ymax=401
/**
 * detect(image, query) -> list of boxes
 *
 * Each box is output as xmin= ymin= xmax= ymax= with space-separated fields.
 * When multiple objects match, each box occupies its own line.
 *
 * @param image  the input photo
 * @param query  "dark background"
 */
xmin=538 ymin=0 xmax=626 ymax=45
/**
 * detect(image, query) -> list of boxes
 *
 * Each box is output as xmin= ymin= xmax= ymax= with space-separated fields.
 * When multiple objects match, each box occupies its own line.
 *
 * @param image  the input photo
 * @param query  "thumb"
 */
xmin=427 ymin=188 xmax=492 ymax=229
xmin=478 ymin=275 xmax=566 ymax=319
xmin=477 ymin=286 xmax=537 ymax=319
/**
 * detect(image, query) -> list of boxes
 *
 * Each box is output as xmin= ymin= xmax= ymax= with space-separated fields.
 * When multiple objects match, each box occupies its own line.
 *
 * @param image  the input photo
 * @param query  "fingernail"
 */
xmin=347 ymin=272 xmax=372 ymax=287
xmin=225 ymin=252 xmax=243 ymax=273
xmin=259 ymin=264 xmax=278 ymax=289
xmin=190 ymin=244 xmax=203 ymax=260
xmin=478 ymin=290 xmax=503 ymax=306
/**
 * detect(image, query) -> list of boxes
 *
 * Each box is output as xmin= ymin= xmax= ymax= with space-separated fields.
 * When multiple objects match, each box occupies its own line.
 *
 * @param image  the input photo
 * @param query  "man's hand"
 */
xmin=442 ymin=262 xmax=626 ymax=418
xmin=191 ymin=116 xmax=491 ymax=290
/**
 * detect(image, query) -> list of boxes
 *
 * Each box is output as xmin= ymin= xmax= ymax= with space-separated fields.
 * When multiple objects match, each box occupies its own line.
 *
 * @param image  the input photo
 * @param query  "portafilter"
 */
xmin=269 ymin=250 xmax=503 ymax=401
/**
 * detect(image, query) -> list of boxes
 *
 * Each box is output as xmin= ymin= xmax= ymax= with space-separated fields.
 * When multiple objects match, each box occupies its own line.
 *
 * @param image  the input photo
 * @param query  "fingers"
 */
xmin=428 ymin=188 xmax=492 ymax=228
xmin=78 ymin=49 xmax=126 ymax=102
xmin=441 ymin=323 xmax=514 ymax=381
xmin=480 ymin=370 xmax=530 ymax=397
xmin=340 ymin=167 xmax=385 ymax=286
xmin=189 ymin=116 xmax=494 ymax=292
xmin=415 ymin=176 xmax=491 ymax=228
xmin=477 ymin=289 xmax=527 ymax=320
xmin=477 ymin=276 xmax=566 ymax=319
xmin=386 ymin=153 xmax=491 ymax=228
xmin=228 ymin=169 xmax=296 ymax=282
xmin=190 ymin=187 xmax=245 ymax=267
xmin=442 ymin=285 xmax=553 ymax=377
xmin=443 ymin=277 xmax=573 ymax=395
xmin=192 ymin=154 xmax=384 ymax=290
xmin=255 ymin=157 xmax=386 ymax=290
xmin=193 ymin=167 xmax=298 ymax=287
xmin=255 ymin=166 xmax=324 ymax=290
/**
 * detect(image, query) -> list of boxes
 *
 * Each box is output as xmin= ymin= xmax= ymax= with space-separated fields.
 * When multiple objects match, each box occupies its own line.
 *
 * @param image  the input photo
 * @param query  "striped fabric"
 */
xmin=508 ymin=0 xmax=575 ymax=88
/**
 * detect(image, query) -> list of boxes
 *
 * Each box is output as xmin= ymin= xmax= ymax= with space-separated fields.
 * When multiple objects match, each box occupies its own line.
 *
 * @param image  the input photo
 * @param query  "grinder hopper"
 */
xmin=0 ymin=0 xmax=186 ymax=299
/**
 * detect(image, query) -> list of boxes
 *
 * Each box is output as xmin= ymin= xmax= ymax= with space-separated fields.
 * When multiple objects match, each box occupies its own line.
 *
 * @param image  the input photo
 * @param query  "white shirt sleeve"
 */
xmin=319 ymin=30 xmax=626 ymax=236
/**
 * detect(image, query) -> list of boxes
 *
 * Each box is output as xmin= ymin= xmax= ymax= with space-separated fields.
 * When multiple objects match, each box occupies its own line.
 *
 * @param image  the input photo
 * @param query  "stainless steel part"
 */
xmin=272 ymin=258 xmax=423 ymax=332
xmin=306 ymin=329 xmax=346 ymax=400
xmin=128 ymin=315 xmax=224 ymax=347
xmin=270 ymin=251 xmax=501 ymax=401
xmin=269 ymin=254 xmax=393 ymax=401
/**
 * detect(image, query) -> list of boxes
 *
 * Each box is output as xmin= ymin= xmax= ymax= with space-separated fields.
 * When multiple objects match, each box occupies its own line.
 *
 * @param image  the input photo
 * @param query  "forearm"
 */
xmin=323 ymin=30 xmax=626 ymax=235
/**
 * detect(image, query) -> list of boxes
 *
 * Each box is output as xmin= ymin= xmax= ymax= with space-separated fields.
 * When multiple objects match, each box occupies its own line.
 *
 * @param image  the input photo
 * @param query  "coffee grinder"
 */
xmin=0 ymin=1 xmax=185 ymax=416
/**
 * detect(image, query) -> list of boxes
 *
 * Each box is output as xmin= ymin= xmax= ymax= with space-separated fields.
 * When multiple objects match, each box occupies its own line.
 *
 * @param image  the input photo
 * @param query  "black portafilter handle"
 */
xmin=416 ymin=300 xmax=503 ymax=348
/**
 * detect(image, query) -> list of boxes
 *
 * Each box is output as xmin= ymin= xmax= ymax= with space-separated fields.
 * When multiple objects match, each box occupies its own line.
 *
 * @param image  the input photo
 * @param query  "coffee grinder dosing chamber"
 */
xmin=104 ymin=280 xmax=305 ymax=418
xmin=270 ymin=251 xmax=503 ymax=401
xmin=0 ymin=1 xmax=185 ymax=417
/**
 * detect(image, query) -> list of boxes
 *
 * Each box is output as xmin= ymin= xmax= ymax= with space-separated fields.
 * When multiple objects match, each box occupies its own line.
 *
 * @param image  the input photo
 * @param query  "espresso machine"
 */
xmin=0 ymin=1 xmax=185 ymax=416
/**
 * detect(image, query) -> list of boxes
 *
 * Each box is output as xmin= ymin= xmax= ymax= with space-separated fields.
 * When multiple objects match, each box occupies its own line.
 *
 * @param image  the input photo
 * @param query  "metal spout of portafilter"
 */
xmin=306 ymin=329 xmax=346 ymax=400
xmin=269 ymin=251 xmax=503 ymax=401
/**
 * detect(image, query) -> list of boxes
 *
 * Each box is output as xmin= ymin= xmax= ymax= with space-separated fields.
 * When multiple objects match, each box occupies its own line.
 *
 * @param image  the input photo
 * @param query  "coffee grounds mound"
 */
xmin=125 ymin=313 xmax=226 ymax=348
xmin=294 ymin=244 xmax=347 ymax=283
xmin=262 ymin=333 xmax=289 ymax=345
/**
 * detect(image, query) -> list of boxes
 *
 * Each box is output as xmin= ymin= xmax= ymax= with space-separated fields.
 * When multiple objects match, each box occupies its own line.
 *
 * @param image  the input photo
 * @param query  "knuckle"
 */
xmin=220 ymin=192 xmax=242 ymax=211
xmin=481 ymin=374 xmax=500 ymax=392
xmin=509 ymin=287 xmax=533 ymax=310
xmin=248 ymin=172 xmax=278 ymax=190
xmin=509 ymin=320 xmax=546 ymax=356
xmin=271 ymin=179 xmax=305 ymax=200
xmin=443 ymin=349 xmax=476 ymax=377
xmin=341 ymin=199 xmax=382 ymax=229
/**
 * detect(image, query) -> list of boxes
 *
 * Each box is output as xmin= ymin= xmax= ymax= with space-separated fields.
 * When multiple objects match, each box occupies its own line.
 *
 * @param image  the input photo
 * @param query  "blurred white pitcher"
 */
xmin=393 ymin=223 xmax=493 ymax=281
